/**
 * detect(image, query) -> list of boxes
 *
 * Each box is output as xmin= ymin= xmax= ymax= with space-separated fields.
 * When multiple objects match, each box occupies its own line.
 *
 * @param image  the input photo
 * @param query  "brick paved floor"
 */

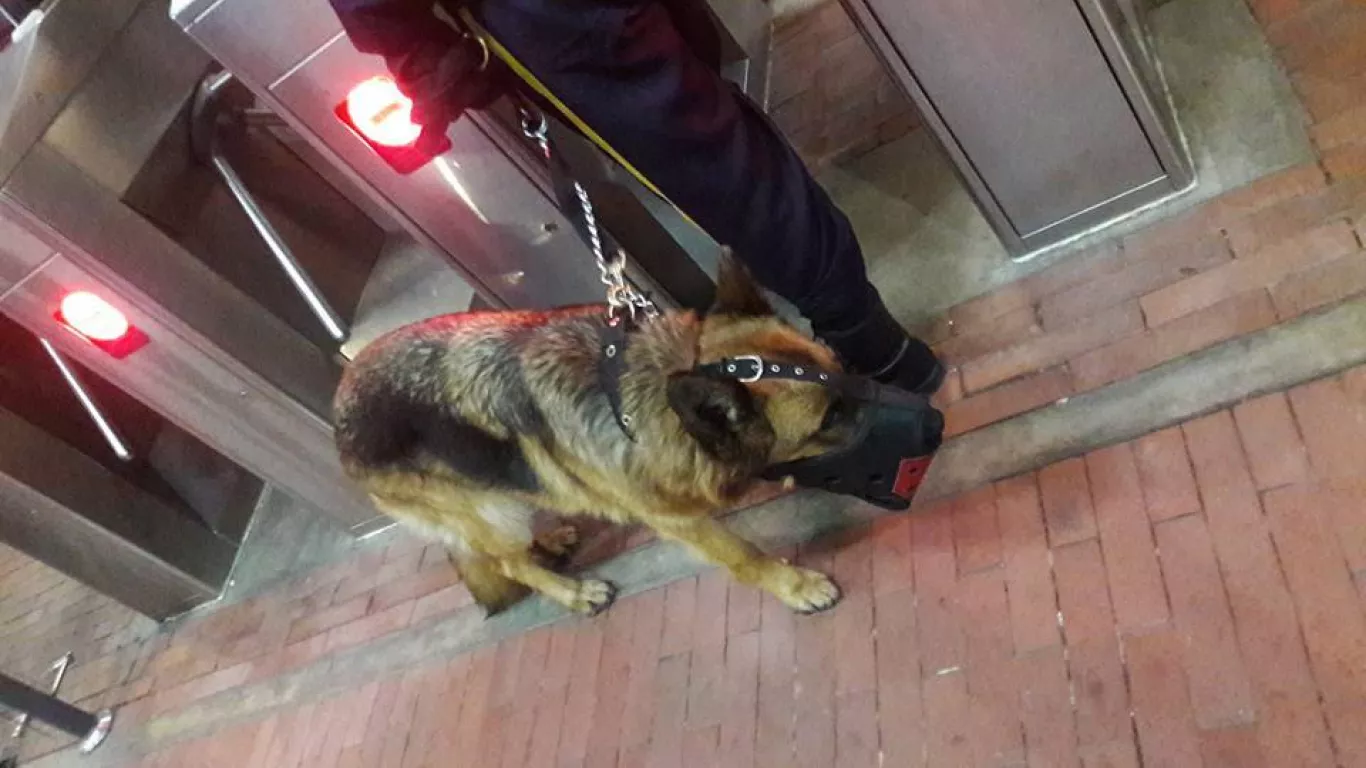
xmin=16 ymin=362 xmax=1355 ymax=768
xmin=768 ymin=0 xmax=921 ymax=169
xmin=0 ymin=546 xmax=158 ymax=760
xmin=927 ymin=160 xmax=1366 ymax=438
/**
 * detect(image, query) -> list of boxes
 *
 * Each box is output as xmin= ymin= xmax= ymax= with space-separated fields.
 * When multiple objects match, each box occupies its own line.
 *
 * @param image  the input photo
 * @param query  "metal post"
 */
xmin=9 ymin=653 xmax=72 ymax=743
xmin=208 ymin=151 xmax=349 ymax=342
xmin=39 ymin=340 xmax=133 ymax=462
xmin=0 ymin=673 xmax=112 ymax=753
xmin=190 ymin=71 xmax=349 ymax=344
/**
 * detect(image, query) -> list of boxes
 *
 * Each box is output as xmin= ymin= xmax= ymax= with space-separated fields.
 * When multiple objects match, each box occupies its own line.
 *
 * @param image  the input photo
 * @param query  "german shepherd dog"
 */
xmin=333 ymin=257 xmax=853 ymax=616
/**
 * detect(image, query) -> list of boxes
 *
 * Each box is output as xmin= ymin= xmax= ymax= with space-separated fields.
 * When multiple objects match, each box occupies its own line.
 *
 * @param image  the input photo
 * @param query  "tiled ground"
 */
xmin=767 ymin=0 xmax=921 ymax=169
xmin=19 ymin=363 xmax=1363 ymax=768
xmin=0 ymin=545 xmax=158 ymax=759
xmin=926 ymin=159 xmax=1366 ymax=438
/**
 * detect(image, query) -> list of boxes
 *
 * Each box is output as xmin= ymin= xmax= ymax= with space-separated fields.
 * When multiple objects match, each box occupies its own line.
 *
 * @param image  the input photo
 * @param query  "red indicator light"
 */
xmin=336 ymin=76 xmax=450 ymax=175
xmin=345 ymin=76 xmax=422 ymax=148
xmin=54 ymin=291 xmax=148 ymax=358
xmin=59 ymin=292 xmax=129 ymax=341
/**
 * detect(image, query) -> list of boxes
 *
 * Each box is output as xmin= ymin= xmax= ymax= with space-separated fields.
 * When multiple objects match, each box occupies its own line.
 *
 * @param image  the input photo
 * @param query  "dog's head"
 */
xmin=667 ymin=254 xmax=860 ymax=475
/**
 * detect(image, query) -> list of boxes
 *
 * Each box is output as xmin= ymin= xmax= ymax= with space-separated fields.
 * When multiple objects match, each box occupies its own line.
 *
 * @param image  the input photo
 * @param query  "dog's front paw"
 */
xmin=569 ymin=578 xmax=618 ymax=616
xmin=770 ymin=566 xmax=841 ymax=614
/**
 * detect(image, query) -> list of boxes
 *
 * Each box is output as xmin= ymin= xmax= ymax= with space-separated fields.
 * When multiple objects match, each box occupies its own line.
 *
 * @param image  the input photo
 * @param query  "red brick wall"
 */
xmin=768 ymin=0 xmax=921 ymax=169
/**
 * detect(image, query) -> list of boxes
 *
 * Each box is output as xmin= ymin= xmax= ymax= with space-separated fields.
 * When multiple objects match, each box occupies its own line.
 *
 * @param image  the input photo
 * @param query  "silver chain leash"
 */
xmin=520 ymin=109 xmax=658 ymax=322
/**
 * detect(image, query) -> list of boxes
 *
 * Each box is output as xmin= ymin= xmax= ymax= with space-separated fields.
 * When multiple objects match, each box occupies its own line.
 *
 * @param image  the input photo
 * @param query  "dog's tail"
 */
xmin=448 ymin=550 xmax=530 ymax=616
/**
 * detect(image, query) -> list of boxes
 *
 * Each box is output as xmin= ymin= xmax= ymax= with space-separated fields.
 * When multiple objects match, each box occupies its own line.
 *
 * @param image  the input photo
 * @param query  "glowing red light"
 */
xmin=345 ymin=76 xmax=422 ymax=148
xmin=59 ymin=292 xmax=130 ymax=342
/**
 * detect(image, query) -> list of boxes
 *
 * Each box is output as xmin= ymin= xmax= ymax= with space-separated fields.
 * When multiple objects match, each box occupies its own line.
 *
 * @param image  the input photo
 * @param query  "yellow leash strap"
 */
xmin=458 ymin=8 xmax=694 ymax=225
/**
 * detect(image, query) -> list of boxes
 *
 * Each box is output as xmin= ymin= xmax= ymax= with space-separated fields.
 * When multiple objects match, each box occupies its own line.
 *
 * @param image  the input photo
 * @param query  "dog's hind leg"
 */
xmin=371 ymin=485 xmax=616 ymax=616
xmin=447 ymin=528 xmax=614 ymax=616
xmin=384 ymin=494 xmax=614 ymax=616
xmin=370 ymin=490 xmax=529 ymax=615
xmin=446 ymin=548 xmax=530 ymax=614
xmin=467 ymin=499 xmax=616 ymax=615
xmin=532 ymin=524 xmax=580 ymax=560
xmin=529 ymin=522 xmax=581 ymax=573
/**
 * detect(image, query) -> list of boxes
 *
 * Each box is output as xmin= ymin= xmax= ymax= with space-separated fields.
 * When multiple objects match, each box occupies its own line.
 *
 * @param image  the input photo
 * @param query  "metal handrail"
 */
xmin=39 ymin=340 xmax=133 ymax=462
xmin=190 ymin=71 xmax=349 ymax=343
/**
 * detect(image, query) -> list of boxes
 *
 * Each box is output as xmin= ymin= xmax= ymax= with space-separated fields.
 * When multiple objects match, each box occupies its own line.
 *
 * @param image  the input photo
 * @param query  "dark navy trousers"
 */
xmin=332 ymin=0 xmax=885 ymax=344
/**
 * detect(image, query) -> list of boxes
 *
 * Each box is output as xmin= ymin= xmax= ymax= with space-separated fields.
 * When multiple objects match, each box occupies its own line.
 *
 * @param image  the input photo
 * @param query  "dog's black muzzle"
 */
xmin=700 ymin=356 xmax=944 ymax=511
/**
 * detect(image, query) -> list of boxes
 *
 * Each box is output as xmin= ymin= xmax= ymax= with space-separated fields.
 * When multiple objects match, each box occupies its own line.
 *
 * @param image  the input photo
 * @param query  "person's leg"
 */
xmin=472 ymin=0 xmax=942 ymax=391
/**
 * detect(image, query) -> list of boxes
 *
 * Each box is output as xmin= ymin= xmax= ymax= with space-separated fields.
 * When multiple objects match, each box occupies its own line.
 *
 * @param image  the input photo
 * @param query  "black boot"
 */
xmin=820 ymin=299 xmax=945 ymax=395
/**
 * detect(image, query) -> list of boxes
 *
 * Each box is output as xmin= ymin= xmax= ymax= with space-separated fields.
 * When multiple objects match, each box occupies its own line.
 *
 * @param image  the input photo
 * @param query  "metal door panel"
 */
xmin=1078 ymin=0 xmax=1188 ymax=180
xmin=0 ymin=254 xmax=379 ymax=533
xmin=861 ymin=0 xmax=1164 ymax=237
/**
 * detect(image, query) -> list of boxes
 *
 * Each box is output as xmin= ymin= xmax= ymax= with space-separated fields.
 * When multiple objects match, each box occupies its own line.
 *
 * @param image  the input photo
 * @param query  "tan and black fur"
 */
xmin=333 ymin=257 xmax=857 ymax=616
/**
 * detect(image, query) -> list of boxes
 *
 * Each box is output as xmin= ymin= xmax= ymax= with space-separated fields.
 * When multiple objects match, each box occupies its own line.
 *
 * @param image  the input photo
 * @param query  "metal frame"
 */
xmin=0 ymin=399 xmax=236 ymax=617
xmin=0 ymin=0 xmax=395 ymax=620
xmin=174 ymin=0 xmax=615 ymax=313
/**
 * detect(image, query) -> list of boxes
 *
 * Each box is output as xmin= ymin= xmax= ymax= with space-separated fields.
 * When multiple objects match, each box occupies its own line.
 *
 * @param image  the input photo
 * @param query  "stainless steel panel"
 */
xmin=41 ymin=0 xmax=211 ymax=196
xmin=0 ymin=198 xmax=49 ymax=289
xmin=467 ymin=103 xmax=689 ymax=311
xmin=0 ymin=253 xmax=378 ymax=533
xmin=266 ymin=35 xmax=609 ymax=310
xmin=172 ymin=0 xmax=344 ymax=92
xmin=859 ymin=0 xmax=1164 ymax=237
xmin=548 ymin=118 xmax=718 ymax=310
xmin=341 ymin=233 xmax=475 ymax=360
xmin=180 ymin=0 xmax=706 ymax=312
xmin=708 ymin=0 xmax=773 ymax=100
xmin=0 ymin=0 xmax=145 ymax=184
xmin=0 ymin=406 xmax=232 ymax=618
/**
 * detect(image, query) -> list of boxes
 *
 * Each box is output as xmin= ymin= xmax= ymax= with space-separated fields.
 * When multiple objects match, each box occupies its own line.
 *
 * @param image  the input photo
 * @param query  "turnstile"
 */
xmin=0 ymin=0 xmax=732 ymax=618
xmin=0 ymin=0 xmax=1196 ymax=619
xmin=0 ymin=0 xmax=647 ymax=617
xmin=843 ymin=0 xmax=1191 ymax=256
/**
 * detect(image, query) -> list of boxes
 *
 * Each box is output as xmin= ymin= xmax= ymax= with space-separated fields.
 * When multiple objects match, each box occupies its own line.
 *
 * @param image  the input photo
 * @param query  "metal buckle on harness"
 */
xmin=726 ymin=355 xmax=765 ymax=383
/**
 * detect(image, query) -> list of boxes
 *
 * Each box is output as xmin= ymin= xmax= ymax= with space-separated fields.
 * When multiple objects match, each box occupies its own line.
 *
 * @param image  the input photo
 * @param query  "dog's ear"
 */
xmin=667 ymin=373 xmax=775 ymax=469
xmin=710 ymin=247 xmax=773 ymax=317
